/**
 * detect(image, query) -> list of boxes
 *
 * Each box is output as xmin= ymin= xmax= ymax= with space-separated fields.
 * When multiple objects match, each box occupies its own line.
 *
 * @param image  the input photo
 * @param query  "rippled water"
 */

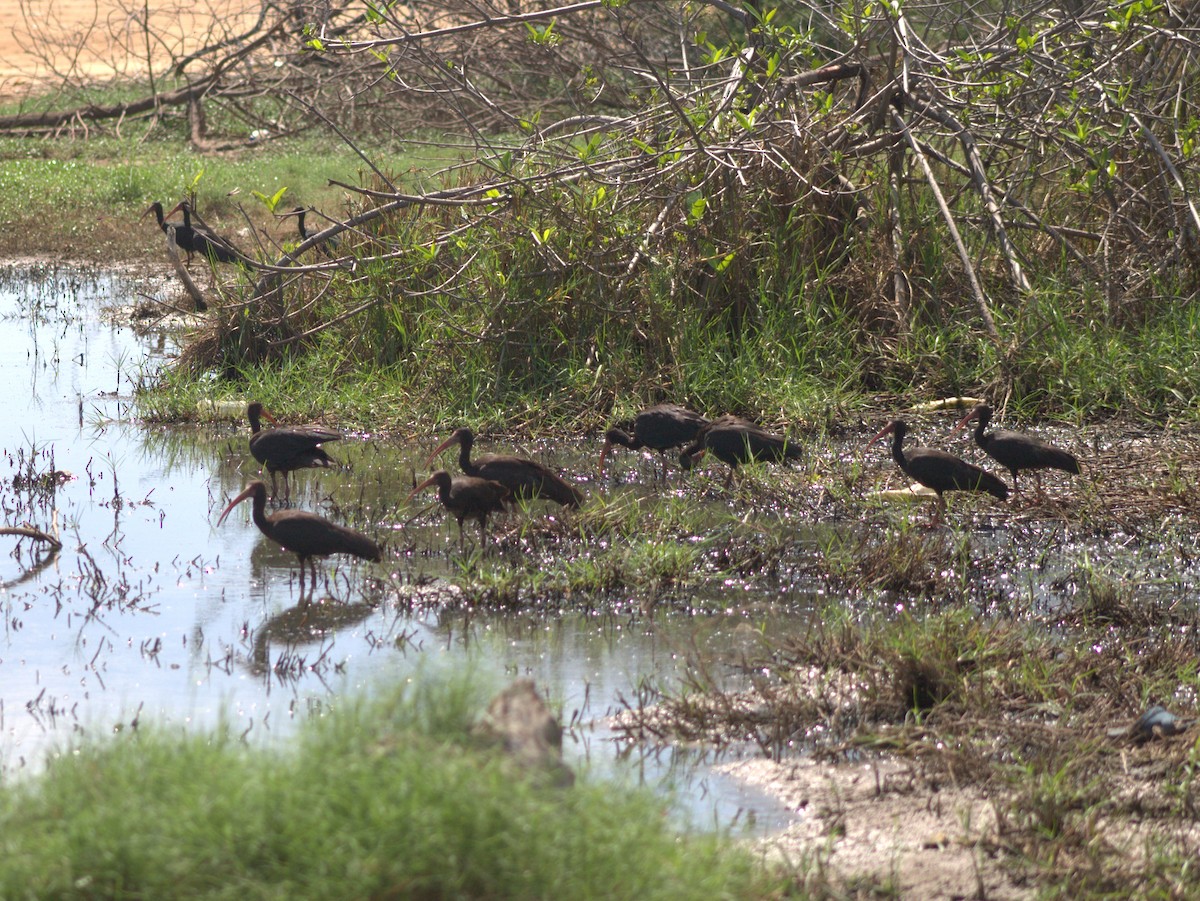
xmin=0 ymin=263 xmax=801 ymax=832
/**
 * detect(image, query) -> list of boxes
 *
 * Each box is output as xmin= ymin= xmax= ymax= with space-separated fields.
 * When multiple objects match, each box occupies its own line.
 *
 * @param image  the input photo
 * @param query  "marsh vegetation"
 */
xmin=6 ymin=0 xmax=1200 ymax=895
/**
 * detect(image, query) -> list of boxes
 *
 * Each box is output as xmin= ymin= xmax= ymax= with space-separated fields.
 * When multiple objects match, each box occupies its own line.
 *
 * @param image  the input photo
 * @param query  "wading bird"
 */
xmin=141 ymin=201 xmax=184 ymax=238
xmin=278 ymin=205 xmax=342 ymax=258
xmin=599 ymin=404 xmax=709 ymax=480
xmin=428 ymin=427 xmax=583 ymax=509
xmin=409 ymin=470 xmax=510 ymax=548
xmin=868 ymin=419 xmax=1008 ymax=524
xmin=164 ymin=200 xmax=243 ymax=264
xmin=951 ymin=403 xmax=1080 ymax=497
xmin=217 ymin=481 xmax=381 ymax=594
xmin=246 ymin=401 xmax=340 ymax=503
xmin=679 ymin=414 xmax=802 ymax=488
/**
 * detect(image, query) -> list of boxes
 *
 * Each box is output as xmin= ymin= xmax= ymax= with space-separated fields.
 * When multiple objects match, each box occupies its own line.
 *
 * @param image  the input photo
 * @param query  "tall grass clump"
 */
xmin=0 ymin=677 xmax=773 ymax=899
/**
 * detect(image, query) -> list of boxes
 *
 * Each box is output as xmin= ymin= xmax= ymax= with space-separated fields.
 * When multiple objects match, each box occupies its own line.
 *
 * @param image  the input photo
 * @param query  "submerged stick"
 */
xmin=0 ymin=525 xmax=63 ymax=550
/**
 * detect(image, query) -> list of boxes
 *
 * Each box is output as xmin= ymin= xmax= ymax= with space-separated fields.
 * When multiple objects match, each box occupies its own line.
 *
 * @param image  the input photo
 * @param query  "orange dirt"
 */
xmin=0 ymin=0 xmax=258 ymax=97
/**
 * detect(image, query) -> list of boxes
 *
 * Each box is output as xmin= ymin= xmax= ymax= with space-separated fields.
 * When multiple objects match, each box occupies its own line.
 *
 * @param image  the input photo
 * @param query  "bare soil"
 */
xmin=724 ymin=756 xmax=1028 ymax=899
xmin=0 ymin=0 xmax=257 ymax=98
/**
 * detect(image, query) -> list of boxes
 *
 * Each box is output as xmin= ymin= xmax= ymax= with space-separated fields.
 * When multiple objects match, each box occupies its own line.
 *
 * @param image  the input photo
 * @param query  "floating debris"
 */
xmin=908 ymin=397 xmax=987 ymax=414
xmin=867 ymin=484 xmax=940 ymax=502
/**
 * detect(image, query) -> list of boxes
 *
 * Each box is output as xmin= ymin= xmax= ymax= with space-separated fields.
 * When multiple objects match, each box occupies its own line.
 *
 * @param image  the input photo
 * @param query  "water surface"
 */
xmin=0 ymin=263 xmax=799 ymax=832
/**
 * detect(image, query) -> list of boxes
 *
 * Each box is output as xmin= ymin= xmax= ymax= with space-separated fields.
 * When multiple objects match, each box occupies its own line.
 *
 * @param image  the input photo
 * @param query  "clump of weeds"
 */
xmin=626 ymin=602 xmax=1200 ymax=897
xmin=813 ymin=520 xmax=978 ymax=598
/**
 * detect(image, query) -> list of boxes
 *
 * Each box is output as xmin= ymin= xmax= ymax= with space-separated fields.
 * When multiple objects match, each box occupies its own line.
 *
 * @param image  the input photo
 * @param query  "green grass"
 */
xmin=0 ymin=677 xmax=775 ymax=900
xmin=10 ymin=91 xmax=1200 ymax=430
xmin=0 ymin=128 xmax=466 ymax=264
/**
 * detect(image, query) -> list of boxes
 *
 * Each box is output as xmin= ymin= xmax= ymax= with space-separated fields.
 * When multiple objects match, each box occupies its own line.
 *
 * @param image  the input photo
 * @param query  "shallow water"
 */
xmin=0 ymin=263 xmax=803 ymax=832
xmin=6 ymin=263 xmax=1197 ymax=838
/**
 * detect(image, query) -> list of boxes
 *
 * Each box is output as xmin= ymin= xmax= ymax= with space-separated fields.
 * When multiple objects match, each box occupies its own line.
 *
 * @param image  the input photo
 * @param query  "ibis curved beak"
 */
xmin=679 ymin=448 xmax=705 ymax=471
xmin=949 ymin=408 xmax=978 ymax=437
xmin=427 ymin=434 xmax=460 ymax=467
xmin=866 ymin=422 xmax=896 ymax=449
xmin=407 ymin=473 xmax=440 ymax=502
xmin=598 ymin=439 xmax=614 ymax=476
xmin=217 ymin=485 xmax=257 ymax=526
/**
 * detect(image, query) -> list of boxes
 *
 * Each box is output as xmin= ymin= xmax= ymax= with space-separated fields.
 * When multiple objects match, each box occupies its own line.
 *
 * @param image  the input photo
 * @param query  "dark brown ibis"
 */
xmin=279 ymin=206 xmax=317 ymax=241
xmin=868 ymin=419 xmax=1008 ymax=523
xmin=600 ymin=404 xmax=709 ymax=480
xmin=217 ymin=480 xmax=381 ymax=594
xmin=141 ymin=201 xmax=184 ymax=237
xmin=409 ymin=470 xmax=510 ymax=548
xmin=428 ymin=427 xmax=583 ymax=509
xmin=679 ymin=414 xmax=802 ymax=488
xmin=951 ymin=404 xmax=1080 ymax=497
xmin=164 ymin=200 xmax=244 ymax=264
xmin=246 ymin=401 xmax=341 ymax=502
xmin=278 ymin=206 xmax=341 ymax=257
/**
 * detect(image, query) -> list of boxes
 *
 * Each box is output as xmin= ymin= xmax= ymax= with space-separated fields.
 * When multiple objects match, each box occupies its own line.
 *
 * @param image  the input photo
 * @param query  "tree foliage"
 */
xmin=11 ymin=0 xmax=1200 ymax=409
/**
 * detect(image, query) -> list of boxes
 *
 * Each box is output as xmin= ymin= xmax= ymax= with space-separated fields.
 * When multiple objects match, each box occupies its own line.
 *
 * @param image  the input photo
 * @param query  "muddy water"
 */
xmin=0 ymin=263 xmax=805 ymax=831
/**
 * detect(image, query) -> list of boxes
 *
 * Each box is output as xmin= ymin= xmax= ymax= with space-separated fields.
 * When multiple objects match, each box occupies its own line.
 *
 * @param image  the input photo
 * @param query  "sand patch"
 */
xmin=0 ymin=0 xmax=260 ymax=96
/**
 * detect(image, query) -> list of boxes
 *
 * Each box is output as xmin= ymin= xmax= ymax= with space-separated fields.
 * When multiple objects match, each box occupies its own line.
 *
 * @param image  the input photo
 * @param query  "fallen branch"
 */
xmin=165 ymin=227 xmax=209 ymax=312
xmin=0 ymin=525 xmax=62 ymax=551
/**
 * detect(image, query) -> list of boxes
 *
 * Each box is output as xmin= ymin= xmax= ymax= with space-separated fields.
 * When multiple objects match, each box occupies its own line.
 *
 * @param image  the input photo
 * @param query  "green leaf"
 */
xmin=251 ymin=186 xmax=289 ymax=213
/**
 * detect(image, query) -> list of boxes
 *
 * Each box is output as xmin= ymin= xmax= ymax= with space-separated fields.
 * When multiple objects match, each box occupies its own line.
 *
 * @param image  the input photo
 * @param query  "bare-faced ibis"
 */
xmin=278 ymin=206 xmax=341 ymax=257
xmin=868 ymin=419 xmax=1008 ymax=523
xmin=217 ymin=480 xmax=381 ymax=594
xmin=278 ymin=206 xmax=317 ymax=241
xmin=409 ymin=470 xmax=510 ymax=548
xmin=600 ymin=404 xmax=709 ymax=479
xmin=246 ymin=401 xmax=341 ymax=502
xmin=951 ymin=404 xmax=1080 ymax=497
xmin=141 ymin=201 xmax=184 ymax=238
xmin=679 ymin=414 xmax=802 ymax=488
xmin=428 ymin=427 xmax=584 ymax=509
xmin=164 ymin=200 xmax=243 ymax=264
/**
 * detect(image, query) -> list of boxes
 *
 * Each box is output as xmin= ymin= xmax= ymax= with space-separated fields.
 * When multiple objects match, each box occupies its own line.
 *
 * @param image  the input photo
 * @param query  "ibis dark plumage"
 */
xmin=246 ymin=401 xmax=340 ymax=502
xmin=951 ymin=404 xmax=1080 ymax=496
xmin=141 ymin=201 xmax=184 ymax=237
xmin=409 ymin=470 xmax=510 ymax=548
xmin=679 ymin=415 xmax=802 ymax=488
xmin=600 ymin=404 xmax=709 ymax=479
xmin=164 ymin=200 xmax=243 ymax=264
xmin=217 ymin=480 xmax=381 ymax=594
xmin=868 ymin=419 xmax=1008 ymax=523
xmin=428 ymin=427 xmax=583 ymax=509
xmin=278 ymin=206 xmax=341 ymax=256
